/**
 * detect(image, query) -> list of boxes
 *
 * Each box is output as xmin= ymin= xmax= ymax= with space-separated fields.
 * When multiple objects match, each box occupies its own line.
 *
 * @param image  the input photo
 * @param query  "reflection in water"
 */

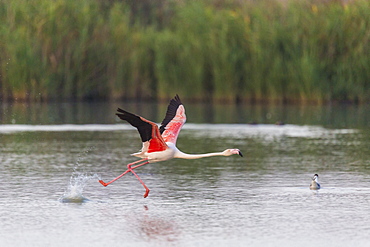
xmin=129 ymin=206 xmax=180 ymax=243
xmin=202 ymin=102 xmax=214 ymax=123
xmin=1 ymin=101 xmax=370 ymax=128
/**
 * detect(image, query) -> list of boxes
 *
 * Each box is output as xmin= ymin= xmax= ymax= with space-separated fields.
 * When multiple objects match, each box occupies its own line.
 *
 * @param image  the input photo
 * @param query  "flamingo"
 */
xmin=99 ymin=95 xmax=243 ymax=198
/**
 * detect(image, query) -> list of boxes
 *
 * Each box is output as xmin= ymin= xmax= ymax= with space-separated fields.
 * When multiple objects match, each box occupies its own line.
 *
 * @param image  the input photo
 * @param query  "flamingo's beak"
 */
xmin=238 ymin=151 xmax=243 ymax=157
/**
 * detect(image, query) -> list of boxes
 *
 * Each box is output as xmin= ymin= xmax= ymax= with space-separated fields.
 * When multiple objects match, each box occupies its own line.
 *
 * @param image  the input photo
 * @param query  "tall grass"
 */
xmin=0 ymin=0 xmax=369 ymax=103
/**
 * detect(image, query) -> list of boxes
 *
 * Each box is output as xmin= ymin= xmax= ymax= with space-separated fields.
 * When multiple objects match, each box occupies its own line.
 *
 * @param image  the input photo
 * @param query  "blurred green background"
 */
xmin=0 ymin=0 xmax=369 ymax=103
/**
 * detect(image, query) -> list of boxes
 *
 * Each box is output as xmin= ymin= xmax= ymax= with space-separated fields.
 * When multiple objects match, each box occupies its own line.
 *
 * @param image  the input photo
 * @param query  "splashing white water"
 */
xmin=60 ymin=171 xmax=100 ymax=203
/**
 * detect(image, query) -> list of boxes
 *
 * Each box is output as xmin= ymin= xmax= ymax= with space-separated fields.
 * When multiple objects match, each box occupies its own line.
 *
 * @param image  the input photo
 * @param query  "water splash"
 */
xmin=60 ymin=171 xmax=100 ymax=203
xmin=60 ymin=147 xmax=100 ymax=203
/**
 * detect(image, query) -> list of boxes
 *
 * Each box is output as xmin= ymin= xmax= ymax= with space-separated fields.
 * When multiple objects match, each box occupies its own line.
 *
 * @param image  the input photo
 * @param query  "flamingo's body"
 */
xmin=99 ymin=95 xmax=242 ymax=197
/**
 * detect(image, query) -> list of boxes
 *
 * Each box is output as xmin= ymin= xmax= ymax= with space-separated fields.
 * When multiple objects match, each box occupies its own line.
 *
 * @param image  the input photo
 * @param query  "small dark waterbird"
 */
xmin=99 ymin=95 xmax=243 ymax=198
xmin=309 ymin=174 xmax=321 ymax=190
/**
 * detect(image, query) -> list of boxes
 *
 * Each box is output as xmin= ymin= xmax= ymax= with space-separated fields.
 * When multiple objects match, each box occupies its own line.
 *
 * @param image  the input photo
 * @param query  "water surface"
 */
xmin=1 ymin=103 xmax=369 ymax=246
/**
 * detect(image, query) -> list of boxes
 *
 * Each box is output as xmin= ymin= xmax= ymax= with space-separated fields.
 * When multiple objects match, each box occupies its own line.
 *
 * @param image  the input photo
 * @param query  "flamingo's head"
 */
xmin=223 ymin=149 xmax=243 ymax=157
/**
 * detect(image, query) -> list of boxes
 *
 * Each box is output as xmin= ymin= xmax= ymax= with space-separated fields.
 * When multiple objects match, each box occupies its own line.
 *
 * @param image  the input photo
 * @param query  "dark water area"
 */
xmin=1 ymin=101 xmax=370 ymax=128
xmin=1 ymin=102 xmax=370 ymax=246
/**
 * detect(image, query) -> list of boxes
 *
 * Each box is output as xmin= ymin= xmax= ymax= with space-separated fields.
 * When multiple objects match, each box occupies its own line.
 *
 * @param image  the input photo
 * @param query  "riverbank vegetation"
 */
xmin=0 ymin=0 xmax=369 ymax=103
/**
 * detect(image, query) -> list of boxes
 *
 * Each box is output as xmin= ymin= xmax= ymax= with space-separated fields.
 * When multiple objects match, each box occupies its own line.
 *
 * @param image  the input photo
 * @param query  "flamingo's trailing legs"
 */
xmin=99 ymin=95 xmax=243 ymax=198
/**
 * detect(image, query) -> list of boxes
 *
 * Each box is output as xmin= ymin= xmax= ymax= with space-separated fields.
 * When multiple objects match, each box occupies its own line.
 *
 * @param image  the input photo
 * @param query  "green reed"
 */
xmin=0 ymin=0 xmax=369 ymax=103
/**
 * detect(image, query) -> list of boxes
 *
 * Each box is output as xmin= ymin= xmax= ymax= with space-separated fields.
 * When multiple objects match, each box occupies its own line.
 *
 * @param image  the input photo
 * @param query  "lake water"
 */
xmin=1 ymin=102 xmax=370 ymax=247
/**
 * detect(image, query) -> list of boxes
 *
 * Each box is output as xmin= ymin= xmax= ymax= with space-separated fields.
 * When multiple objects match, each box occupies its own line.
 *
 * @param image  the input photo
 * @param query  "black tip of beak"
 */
xmin=238 ymin=151 xmax=243 ymax=157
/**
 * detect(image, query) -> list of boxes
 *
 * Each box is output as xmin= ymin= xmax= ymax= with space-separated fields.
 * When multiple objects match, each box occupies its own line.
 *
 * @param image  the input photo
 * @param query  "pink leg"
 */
xmin=126 ymin=162 xmax=150 ymax=198
xmin=99 ymin=158 xmax=148 ymax=187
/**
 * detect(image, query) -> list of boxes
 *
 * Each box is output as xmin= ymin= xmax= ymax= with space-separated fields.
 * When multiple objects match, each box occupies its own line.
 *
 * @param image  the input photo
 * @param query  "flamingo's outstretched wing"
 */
xmin=159 ymin=95 xmax=186 ymax=144
xmin=116 ymin=108 xmax=167 ymax=154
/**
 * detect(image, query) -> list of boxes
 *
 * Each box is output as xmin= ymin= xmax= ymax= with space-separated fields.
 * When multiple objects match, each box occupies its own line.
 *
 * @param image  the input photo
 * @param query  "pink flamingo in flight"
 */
xmin=99 ymin=95 xmax=243 ymax=198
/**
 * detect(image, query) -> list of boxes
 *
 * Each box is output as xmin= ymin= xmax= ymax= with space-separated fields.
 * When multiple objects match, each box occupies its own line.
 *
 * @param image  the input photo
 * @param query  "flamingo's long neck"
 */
xmin=175 ymin=151 xmax=225 ymax=160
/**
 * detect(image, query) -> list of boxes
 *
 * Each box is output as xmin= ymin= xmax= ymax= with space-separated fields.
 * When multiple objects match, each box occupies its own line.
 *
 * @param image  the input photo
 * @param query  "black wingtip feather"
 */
xmin=117 ymin=107 xmax=125 ymax=114
xmin=115 ymin=108 xmax=152 ymax=142
xmin=115 ymin=108 xmax=133 ymax=121
xmin=174 ymin=94 xmax=181 ymax=104
xmin=159 ymin=95 xmax=183 ymax=134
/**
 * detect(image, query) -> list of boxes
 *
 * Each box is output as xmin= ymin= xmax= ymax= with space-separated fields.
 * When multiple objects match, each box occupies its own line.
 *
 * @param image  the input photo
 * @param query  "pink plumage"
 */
xmin=99 ymin=95 xmax=242 ymax=198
